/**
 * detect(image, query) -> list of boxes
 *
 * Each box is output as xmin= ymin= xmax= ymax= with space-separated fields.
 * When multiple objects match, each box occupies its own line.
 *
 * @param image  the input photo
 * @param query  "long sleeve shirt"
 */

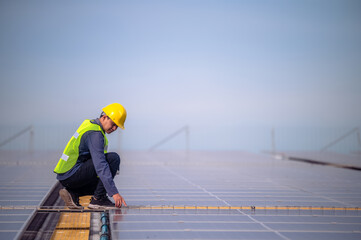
xmin=56 ymin=118 xmax=119 ymax=196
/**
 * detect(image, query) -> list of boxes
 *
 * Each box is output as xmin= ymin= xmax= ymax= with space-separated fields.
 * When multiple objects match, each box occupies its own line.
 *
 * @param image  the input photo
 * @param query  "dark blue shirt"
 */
xmin=56 ymin=119 xmax=118 ymax=196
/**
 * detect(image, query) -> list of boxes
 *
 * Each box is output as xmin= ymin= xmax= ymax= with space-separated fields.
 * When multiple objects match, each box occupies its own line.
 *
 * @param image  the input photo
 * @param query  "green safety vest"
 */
xmin=54 ymin=119 xmax=108 ymax=174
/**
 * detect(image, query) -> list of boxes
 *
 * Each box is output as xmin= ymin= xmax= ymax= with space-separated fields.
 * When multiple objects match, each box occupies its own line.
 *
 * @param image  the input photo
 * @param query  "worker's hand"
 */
xmin=113 ymin=193 xmax=127 ymax=208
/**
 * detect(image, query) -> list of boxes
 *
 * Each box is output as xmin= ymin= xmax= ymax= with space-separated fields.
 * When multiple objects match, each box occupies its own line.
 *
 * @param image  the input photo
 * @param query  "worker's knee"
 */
xmin=105 ymin=152 xmax=121 ymax=171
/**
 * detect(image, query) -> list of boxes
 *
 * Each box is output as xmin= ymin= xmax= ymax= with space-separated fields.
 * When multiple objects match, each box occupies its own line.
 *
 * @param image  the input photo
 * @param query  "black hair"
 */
xmin=100 ymin=112 xmax=110 ymax=119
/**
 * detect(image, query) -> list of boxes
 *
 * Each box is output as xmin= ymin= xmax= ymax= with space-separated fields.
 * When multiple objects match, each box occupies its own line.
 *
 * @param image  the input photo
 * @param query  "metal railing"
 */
xmin=148 ymin=125 xmax=190 ymax=159
xmin=320 ymin=127 xmax=361 ymax=153
xmin=0 ymin=125 xmax=34 ymax=152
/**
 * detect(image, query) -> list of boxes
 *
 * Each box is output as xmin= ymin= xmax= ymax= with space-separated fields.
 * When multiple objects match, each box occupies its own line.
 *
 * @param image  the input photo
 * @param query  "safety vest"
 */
xmin=54 ymin=119 xmax=108 ymax=174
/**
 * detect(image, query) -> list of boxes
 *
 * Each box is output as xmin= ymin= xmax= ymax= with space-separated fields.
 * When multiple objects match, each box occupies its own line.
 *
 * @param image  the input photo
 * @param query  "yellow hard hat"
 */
xmin=102 ymin=103 xmax=127 ymax=129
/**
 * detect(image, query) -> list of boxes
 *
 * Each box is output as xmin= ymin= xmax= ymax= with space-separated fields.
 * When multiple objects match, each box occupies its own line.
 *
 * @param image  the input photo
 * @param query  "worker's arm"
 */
xmin=87 ymin=131 xmax=120 ymax=198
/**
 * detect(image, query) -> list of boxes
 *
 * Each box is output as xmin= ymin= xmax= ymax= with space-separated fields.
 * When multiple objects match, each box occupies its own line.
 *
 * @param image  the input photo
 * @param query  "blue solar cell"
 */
xmin=266 ymin=223 xmax=361 ymax=231
xmin=112 ymin=222 xmax=266 ymax=231
xmin=0 ymin=215 xmax=29 ymax=221
xmin=0 ymin=160 xmax=59 ymax=240
xmin=0 ymin=222 xmax=25 ymax=230
xmin=0 ymin=209 xmax=34 ymax=214
xmin=0 ymin=196 xmax=43 ymax=201
xmin=0 ymin=232 xmax=17 ymax=240
xmin=252 ymin=215 xmax=361 ymax=224
xmin=282 ymin=232 xmax=361 ymax=240
xmin=111 ymin=231 xmax=285 ymax=240
xmin=110 ymin=151 xmax=361 ymax=240
xmin=0 ymin=200 xmax=40 ymax=206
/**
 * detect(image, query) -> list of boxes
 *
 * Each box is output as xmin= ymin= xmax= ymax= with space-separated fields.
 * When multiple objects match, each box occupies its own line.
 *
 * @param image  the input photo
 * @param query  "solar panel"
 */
xmin=110 ymin=208 xmax=361 ymax=240
xmin=0 ymin=158 xmax=57 ymax=240
xmin=1 ymin=150 xmax=360 ymax=239
xmin=109 ymin=151 xmax=361 ymax=239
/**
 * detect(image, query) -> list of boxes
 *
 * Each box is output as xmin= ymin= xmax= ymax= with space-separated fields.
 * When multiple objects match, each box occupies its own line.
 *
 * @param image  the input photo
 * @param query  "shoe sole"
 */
xmin=59 ymin=189 xmax=82 ymax=209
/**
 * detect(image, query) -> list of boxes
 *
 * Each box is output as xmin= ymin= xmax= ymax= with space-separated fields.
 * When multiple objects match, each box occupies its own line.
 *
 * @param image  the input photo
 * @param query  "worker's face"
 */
xmin=102 ymin=116 xmax=118 ymax=134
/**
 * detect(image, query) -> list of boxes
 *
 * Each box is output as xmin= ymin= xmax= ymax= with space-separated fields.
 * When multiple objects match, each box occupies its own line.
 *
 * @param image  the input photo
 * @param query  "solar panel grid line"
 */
xmin=0 ymin=206 xmax=39 ymax=210
xmin=111 ymin=159 xmax=357 ymax=239
xmin=158 ymin=166 xmax=230 ymax=206
xmin=0 ymin=200 xmax=41 ymax=202
xmin=110 ymin=212 xmax=361 ymax=239
xmin=0 ymin=194 xmax=49 ymax=200
xmin=247 ymin=180 xmax=351 ymax=207
xmin=0 ymin=214 xmax=30 ymax=217
xmin=257 ymin=222 xmax=361 ymax=229
xmin=11 ymin=208 xmax=37 ymax=240
xmin=253 ymin=214 xmax=361 ymax=218
xmin=250 ymin=222 xmax=361 ymax=225
xmin=0 ymin=187 xmax=50 ymax=189
xmin=112 ymin=221 xmax=257 ymax=223
xmin=112 ymin=230 xmax=285 ymax=232
xmin=1 ymin=151 xmax=360 ymax=239
xmin=279 ymin=231 xmax=360 ymax=234
xmin=0 ymin=191 xmax=48 ymax=195
xmin=157 ymin=165 xmax=292 ymax=240
xmin=236 ymin=209 xmax=291 ymax=240
xmin=111 ymin=218 xmax=361 ymax=236
xmin=1 ymin=182 xmax=54 ymax=185
xmin=112 ymin=212 xmax=361 ymax=216
xmin=276 ymin=186 xmax=357 ymax=208
xmin=123 ymin=197 xmax=349 ymax=201
xmin=111 ymin=231 xmax=361 ymax=236
xmin=110 ymin=233 xmax=291 ymax=240
xmin=0 ymin=221 xmax=25 ymax=223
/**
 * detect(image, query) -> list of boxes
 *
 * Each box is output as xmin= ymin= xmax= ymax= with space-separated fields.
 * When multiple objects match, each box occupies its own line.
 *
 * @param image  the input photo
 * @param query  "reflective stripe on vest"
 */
xmin=54 ymin=119 xmax=108 ymax=174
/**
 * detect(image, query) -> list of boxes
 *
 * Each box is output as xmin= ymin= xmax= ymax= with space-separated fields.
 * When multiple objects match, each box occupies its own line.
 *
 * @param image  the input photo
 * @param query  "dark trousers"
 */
xmin=59 ymin=152 xmax=120 ymax=198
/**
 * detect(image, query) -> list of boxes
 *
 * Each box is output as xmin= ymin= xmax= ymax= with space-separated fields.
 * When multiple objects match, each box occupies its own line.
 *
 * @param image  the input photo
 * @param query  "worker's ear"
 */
xmin=99 ymin=115 xmax=106 ymax=121
xmin=101 ymin=115 xmax=111 ymax=121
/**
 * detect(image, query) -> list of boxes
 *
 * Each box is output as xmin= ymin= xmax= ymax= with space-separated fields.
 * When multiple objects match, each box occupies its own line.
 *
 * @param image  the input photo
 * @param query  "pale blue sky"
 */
xmin=1 ymin=0 xmax=360 ymax=134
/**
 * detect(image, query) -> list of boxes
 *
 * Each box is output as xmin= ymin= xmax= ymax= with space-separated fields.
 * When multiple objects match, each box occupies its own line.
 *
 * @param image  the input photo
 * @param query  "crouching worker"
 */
xmin=54 ymin=103 xmax=127 ymax=209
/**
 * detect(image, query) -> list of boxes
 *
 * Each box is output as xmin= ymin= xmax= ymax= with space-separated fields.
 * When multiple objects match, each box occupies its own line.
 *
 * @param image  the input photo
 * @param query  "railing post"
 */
xmin=29 ymin=126 xmax=34 ymax=153
xmin=271 ymin=127 xmax=276 ymax=154
xmin=320 ymin=127 xmax=359 ymax=152
xmin=149 ymin=125 xmax=190 ymax=160
xmin=357 ymin=128 xmax=361 ymax=150
xmin=186 ymin=125 xmax=190 ymax=161
xmin=357 ymin=128 xmax=361 ymax=158
xmin=0 ymin=125 xmax=33 ymax=150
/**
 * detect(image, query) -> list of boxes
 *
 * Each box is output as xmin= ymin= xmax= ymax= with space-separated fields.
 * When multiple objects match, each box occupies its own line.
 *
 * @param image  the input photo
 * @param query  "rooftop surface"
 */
xmin=111 ymin=151 xmax=361 ymax=240
xmin=1 ymin=150 xmax=361 ymax=239
xmin=0 ymin=151 xmax=59 ymax=239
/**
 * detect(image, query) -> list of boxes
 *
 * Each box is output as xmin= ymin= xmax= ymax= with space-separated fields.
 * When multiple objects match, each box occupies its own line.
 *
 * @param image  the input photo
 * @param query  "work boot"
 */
xmin=88 ymin=196 xmax=115 ymax=209
xmin=59 ymin=188 xmax=82 ymax=209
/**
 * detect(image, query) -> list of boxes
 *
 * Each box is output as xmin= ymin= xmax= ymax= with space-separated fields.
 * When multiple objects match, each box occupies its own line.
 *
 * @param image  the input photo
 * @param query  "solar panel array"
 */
xmin=0 ymin=161 xmax=57 ymax=239
xmin=110 ymin=208 xmax=361 ymax=240
xmin=0 ymin=150 xmax=360 ymax=239
xmin=111 ymin=151 xmax=361 ymax=239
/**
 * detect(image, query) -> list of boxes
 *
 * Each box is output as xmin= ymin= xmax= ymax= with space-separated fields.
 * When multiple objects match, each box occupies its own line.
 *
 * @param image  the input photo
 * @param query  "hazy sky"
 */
xmin=1 ymin=0 xmax=361 ymax=130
